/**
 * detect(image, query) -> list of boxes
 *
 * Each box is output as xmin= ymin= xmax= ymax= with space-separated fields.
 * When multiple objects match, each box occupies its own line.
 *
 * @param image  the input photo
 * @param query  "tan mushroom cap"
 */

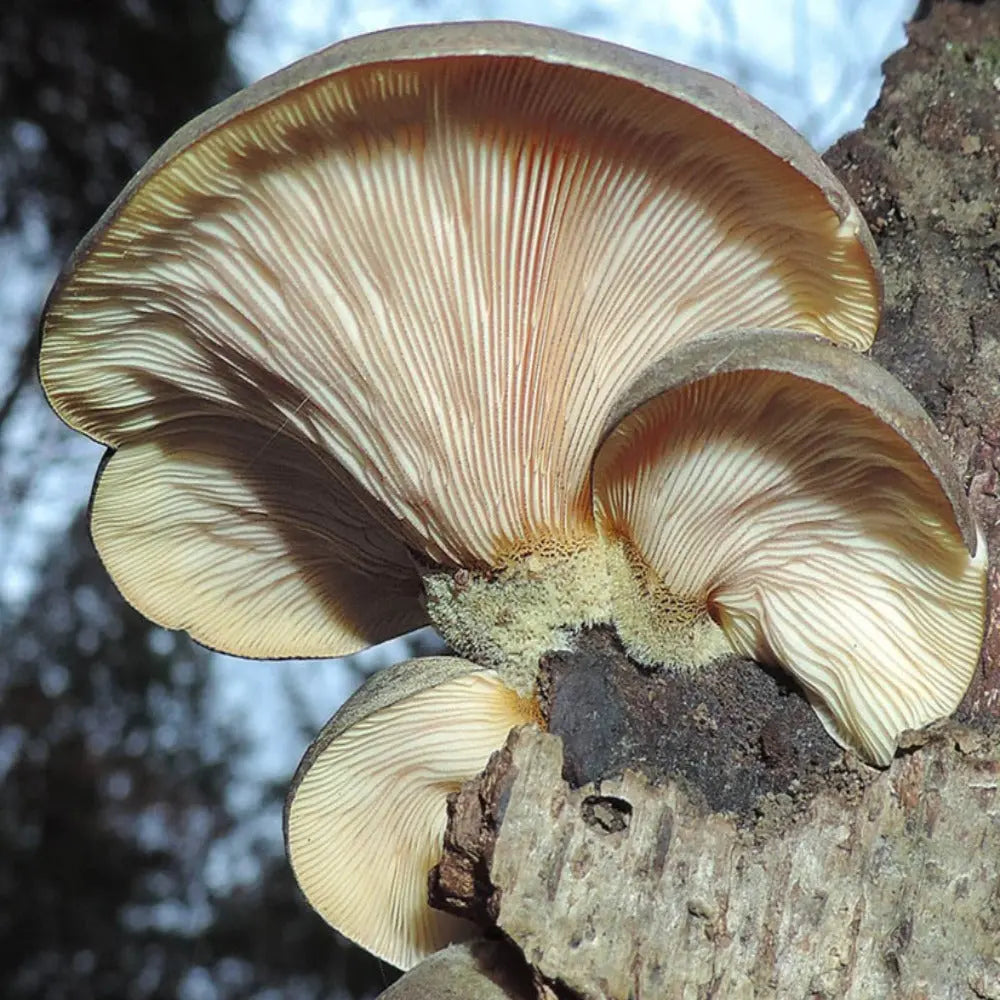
xmin=594 ymin=331 xmax=987 ymax=766
xmin=285 ymin=657 xmax=539 ymax=970
xmin=40 ymin=23 xmax=880 ymax=658
xmin=378 ymin=941 xmax=528 ymax=999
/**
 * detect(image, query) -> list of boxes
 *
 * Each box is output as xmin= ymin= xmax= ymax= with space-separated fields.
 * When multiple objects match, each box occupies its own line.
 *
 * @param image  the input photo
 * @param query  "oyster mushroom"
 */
xmin=38 ymin=21 xmax=881 ymax=675
xmin=377 ymin=941 xmax=530 ymax=999
xmin=593 ymin=330 xmax=987 ymax=765
xmin=285 ymin=657 xmax=539 ymax=970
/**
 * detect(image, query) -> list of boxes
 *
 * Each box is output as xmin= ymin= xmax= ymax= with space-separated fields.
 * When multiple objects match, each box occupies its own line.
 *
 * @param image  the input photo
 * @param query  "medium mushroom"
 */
xmin=284 ymin=657 xmax=539 ymax=970
xmin=593 ymin=330 xmax=987 ymax=765
xmin=38 ymin=21 xmax=882 ymax=677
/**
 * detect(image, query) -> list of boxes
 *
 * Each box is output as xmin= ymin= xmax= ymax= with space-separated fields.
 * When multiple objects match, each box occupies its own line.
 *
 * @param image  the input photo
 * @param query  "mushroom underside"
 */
xmin=285 ymin=657 xmax=538 ymax=970
xmin=594 ymin=338 xmax=986 ymax=766
xmin=41 ymin=25 xmax=880 ymax=603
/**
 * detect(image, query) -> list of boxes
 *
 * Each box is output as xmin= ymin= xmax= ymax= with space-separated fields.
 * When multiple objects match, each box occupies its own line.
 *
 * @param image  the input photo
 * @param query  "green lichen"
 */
xmin=943 ymin=37 xmax=1000 ymax=78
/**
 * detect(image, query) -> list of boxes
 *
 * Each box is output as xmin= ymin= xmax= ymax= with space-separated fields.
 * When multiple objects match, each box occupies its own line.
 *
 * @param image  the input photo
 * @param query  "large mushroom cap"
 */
xmin=284 ymin=656 xmax=539 ymax=970
xmin=40 ymin=22 xmax=880 ymax=658
xmin=594 ymin=330 xmax=987 ymax=766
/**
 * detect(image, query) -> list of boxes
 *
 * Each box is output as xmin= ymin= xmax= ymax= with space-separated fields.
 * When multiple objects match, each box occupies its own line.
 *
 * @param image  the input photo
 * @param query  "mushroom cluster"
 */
xmin=40 ymin=22 xmax=986 ymax=973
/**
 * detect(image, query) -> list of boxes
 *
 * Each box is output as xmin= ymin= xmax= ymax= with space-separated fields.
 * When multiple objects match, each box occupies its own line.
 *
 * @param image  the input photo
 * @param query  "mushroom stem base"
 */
xmin=421 ymin=539 xmax=614 ymax=693
xmin=605 ymin=542 xmax=730 ymax=670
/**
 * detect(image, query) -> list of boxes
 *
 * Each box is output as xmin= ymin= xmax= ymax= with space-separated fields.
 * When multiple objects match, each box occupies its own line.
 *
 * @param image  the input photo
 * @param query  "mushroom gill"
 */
xmin=285 ymin=656 xmax=539 ymax=970
xmin=90 ymin=417 xmax=425 ymax=658
xmin=594 ymin=331 xmax=987 ymax=765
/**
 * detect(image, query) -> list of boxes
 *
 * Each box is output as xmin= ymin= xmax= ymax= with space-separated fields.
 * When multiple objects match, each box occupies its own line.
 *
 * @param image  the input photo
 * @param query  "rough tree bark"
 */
xmin=387 ymin=3 xmax=1000 ymax=997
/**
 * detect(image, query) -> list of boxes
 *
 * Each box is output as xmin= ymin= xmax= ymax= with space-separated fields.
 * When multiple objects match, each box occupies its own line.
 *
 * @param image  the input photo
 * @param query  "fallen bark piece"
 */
xmin=434 ymin=726 xmax=1000 ymax=1000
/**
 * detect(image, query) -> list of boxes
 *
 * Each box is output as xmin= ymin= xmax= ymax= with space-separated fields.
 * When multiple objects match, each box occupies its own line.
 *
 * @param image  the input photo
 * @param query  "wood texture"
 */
xmin=440 ymin=725 xmax=1000 ymax=999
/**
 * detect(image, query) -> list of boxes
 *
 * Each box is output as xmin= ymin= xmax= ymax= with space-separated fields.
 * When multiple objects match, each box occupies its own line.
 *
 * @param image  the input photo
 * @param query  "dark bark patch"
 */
xmin=540 ymin=626 xmax=843 ymax=819
xmin=580 ymin=795 xmax=632 ymax=835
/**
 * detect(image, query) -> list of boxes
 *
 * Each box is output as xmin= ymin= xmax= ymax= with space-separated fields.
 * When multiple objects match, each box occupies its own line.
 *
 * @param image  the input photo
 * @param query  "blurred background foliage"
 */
xmin=0 ymin=0 xmax=915 ymax=997
xmin=0 ymin=1 xmax=395 ymax=996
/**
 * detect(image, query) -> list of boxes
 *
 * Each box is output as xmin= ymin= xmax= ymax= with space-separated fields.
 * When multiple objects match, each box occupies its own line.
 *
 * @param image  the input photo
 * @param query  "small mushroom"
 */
xmin=285 ymin=656 xmax=539 ymax=970
xmin=593 ymin=330 xmax=987 ymax=765
xmin=376 ymin=941 xmax=531 ymax=999
xmin=39 ymin=21 xmax=881 ymax=670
